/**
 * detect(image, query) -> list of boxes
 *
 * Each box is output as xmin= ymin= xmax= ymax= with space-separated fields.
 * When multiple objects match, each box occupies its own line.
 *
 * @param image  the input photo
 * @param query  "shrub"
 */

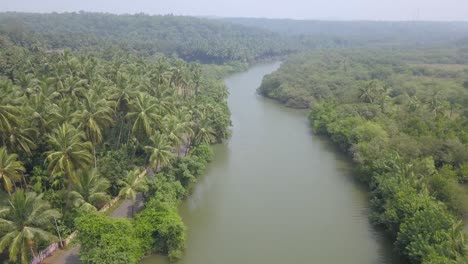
xmin=76 ymin=212 xmax=143 ymax=264
xmin=134 ymin=199 xmax=186 ymax=262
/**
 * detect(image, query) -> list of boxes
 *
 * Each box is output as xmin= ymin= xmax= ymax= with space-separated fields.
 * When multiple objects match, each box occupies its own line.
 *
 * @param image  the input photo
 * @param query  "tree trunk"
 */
xmin=93 ymin=146 xmax=97 ymax=168
xmin=30 ymin=244 xmax=37 ymax=263
xmin=185 ymin=137 xmax=192 ymax=155
xmin=22 ymin=174 xmax=28 ymax=189
xmin=127 ymin=128 xmax=132 ymax=145
xmin=117 ymin=121 xmax=123 ymax=148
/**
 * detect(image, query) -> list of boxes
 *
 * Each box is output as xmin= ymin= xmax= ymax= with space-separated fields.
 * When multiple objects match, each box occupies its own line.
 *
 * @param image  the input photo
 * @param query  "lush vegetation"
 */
xmin=0 ymin=23 xmax=231 ymax=263
xmin=2 ymin=11 xmax=468 ymax=264
xmin=0 ymin=12 xmax=296 ymax=64
xmin=259 ymin=46 xmax=468 ymax=108
xmin=224 ymin=17 xmax=468 ymax=45
xmin=76 ymin=144 xmax=213 ymax=263
xmin=259 ymin=49 xmax=468 ymax=263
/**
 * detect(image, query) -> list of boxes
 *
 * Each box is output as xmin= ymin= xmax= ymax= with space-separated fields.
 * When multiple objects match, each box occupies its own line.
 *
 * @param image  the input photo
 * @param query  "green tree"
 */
xmin=0 ymin=104 xmax=21 ymax=135
xmin=118 ymin=169 xmax=148 ymax=216
xmin=69 ymin=169 xmax=111 ymax=211
xmin=0 ymin=147 xmax=25 ymax=194
xmin=0 ymin=190 xmax=61 ymax=264
xmin=126 ymin=93 xmax=160 ymax=141
xmin=45 ymin=123 xmax=93 ymax=186
xmin=396 ymin=202 xmax=462 ymax=262
xmin=76 ymin=212 xmax=143 ymax=264
xmin=145 ymin=133 xmax=174 ymax=170
xmin=194 ymin=123 xmax=217 ymax=145
xmin=134 ymin=199 xmax=185 ymax=261
xmin=73 ymin=91 xmax=115 ymax=167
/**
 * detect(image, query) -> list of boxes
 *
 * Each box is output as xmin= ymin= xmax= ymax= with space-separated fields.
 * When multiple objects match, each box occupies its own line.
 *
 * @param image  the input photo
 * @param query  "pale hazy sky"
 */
xmin=1 ymin=0 xmax=467 ymax=21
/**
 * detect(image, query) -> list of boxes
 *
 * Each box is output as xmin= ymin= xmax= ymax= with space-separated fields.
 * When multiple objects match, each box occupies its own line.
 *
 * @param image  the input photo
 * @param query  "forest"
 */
xmin=0 ymin=20 xmax=232 ymax=263
xmin=258 ymin=48 xmax=468 ymax=262
xmin=224 ymin=17 xmax=468 ymax=42
xmin=1 ymin=10 xmax=468 ymax=264
xmin=0 ymin=12 xmax=297 ymax=64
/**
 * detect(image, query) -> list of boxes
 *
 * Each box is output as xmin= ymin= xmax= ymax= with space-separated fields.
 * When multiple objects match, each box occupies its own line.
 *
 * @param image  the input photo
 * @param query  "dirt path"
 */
xmin=43 ymin=140 xmax=189 ymax=264
xmin=43 ymin=194 xmax=145 ymax=264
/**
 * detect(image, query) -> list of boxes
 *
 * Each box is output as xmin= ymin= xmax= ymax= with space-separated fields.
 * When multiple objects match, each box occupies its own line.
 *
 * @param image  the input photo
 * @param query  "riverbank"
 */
xmin=142 ymin=62 xmax=401 ymax=264
xmin=258 ymin=52 xmax=468 ymax=263
xmin=41 ymin=170 xmax=147 ymax=264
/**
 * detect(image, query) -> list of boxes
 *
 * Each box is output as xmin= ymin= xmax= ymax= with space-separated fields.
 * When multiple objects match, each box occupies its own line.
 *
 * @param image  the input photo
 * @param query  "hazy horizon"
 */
xmin=2 ymin=0 xmax=468 ymax=22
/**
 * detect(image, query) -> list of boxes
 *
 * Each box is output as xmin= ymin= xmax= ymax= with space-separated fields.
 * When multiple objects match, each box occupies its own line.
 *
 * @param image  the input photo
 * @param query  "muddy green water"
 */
xmin=141 ymin=62 xmax=403 ymax=264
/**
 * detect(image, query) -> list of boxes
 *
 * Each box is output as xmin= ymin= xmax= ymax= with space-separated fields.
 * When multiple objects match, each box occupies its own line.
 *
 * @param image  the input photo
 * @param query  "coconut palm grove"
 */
xmin=0 ymin=11 xmax=468 ymax=264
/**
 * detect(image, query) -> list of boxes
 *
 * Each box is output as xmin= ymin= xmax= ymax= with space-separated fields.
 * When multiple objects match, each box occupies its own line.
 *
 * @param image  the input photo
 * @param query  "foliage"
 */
xmin=0 ymin=22 xmax=230 ymax=262
xmin=0 ymin=146 xmax=25 ymax=193
xmin=0 ymin=189 xmax=61 ymax=264
xmin=118 ymin=169 xmax=148 ymax=216
xmin=134 ymin=199 xmax=185 ymax=262
xmin=0 ymin=12 xmax=295 ymax=64
xmin=97 ymin=148 xmax=132 ymax=196
xmin=262 ymin=48 xmax=468 ymax=263
xmin=69 ymin=169 xmax=111 ymax=212
xmin=75 ymin=212 xmax=143 ymax=264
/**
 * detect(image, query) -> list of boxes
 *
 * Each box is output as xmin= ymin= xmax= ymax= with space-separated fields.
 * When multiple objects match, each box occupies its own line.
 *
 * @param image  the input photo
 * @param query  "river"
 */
xmin=141 ymin=62 xmax=403 ymax=264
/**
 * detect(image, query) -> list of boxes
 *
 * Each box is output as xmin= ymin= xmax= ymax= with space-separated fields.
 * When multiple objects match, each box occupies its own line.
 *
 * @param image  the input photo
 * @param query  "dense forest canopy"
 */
xmin=0 ymin=12 xmax=296 ymax=64
xmin=223 ymin=17 xmax=468 ymax=42
xmin=259 ymin=47 xmax=468 ymax=108
xmin=0 ymin=20 xmax=232 ymax=263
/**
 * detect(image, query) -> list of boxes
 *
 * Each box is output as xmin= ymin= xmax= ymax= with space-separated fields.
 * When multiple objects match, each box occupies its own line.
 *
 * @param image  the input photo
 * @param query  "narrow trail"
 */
xmin=43 ymin=194 xmax=145 ymax=264
xmin=43 ymin=141 xmax=189 ymax=264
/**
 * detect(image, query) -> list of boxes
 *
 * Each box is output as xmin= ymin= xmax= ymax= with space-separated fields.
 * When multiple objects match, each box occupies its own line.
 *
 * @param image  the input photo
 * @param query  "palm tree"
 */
xmin=190 ymin=63 xmax=202 ymax=96
xmin=427 ymin=90 xmax=447 ymax=117
xmin=49 ymin=99 xmax=76 ymax=126
xmin=73 ymin=92 xmax=115 ymax=167
xmin=447 ymin=220 xmax=466 ymax=255
xmin=192 ymin=107 xmax=217 ymax=146
xmin=145 ymin=133 xmax=174 ymax=171
xmin=0 ymin=105 xmax=21 ymax=136
xmin=194 ymin=122 xmax=217 ymax=145
xmin=27 ymin=95 xmax=54 ymax=134
xmin=109 ymin=72 xmax=135 ymax=113
xmin=126 ymin=93 xmax=160 ymax=141
xmin=358 ymin=80 xmax=384 ymax=104
xmin=3 ymin=125 xmax=37 ymax=156
xmin=57 ymin=76 xmax=88 ymax=99
xmin=45 ymin=123 xmax=93 ymax=186
xmin=118 ymin=169 xmax=148 ymax=216
xmin=0 ymin=189 xmax=61 ymax=264
xmin=170 ymin=62 xmax=187 ymax=96
xmin=163 ymin=115 xmax=191 ymax=156
xmin=153 ymin=58 xmax=172 ymax=87
xmin=0 ymin=147 xmax=25 ymax=194
xmin=69 ymin=169 xmax=110 ymax=212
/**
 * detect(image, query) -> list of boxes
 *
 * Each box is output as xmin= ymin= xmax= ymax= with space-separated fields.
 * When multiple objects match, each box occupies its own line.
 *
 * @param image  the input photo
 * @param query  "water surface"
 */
xmin=142 ymin=62 xmax=402 ymax=264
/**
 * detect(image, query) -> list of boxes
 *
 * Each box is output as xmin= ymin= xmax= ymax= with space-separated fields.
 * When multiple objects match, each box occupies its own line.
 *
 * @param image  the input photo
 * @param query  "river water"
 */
xmin=142 ymin=62 xmax=403 ymax=264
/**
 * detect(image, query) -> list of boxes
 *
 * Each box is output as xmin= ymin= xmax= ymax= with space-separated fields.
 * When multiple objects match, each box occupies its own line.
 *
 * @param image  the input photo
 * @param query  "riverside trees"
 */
xmin=0 ymin=28 xmax=230 ymax=263
xmin=259 ymin=49 xmax=468 ymax=263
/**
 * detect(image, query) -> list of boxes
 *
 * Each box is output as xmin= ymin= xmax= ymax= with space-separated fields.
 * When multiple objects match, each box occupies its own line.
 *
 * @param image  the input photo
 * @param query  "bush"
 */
xmin=147 ymin=173 xmax=186 ymax=204
xmin=134 ymin=199 xmax=186 ymax=262
xmin=76 ymin=212 xmax=143 ymax=264
xmin=190 ymin=144 xmax=214 ymax=162
xmin=98 ymin=148 xmax=132 ymax=196
xmin=396 ymin=202 xmax=458 ymax=263
xmin=427 ymin=168 xmax=465 ymax=214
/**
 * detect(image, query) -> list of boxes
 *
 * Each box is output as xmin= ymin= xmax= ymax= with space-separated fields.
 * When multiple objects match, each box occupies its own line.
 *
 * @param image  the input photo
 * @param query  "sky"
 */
xmin=1 ymin=0 xmax=467 ymax=21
